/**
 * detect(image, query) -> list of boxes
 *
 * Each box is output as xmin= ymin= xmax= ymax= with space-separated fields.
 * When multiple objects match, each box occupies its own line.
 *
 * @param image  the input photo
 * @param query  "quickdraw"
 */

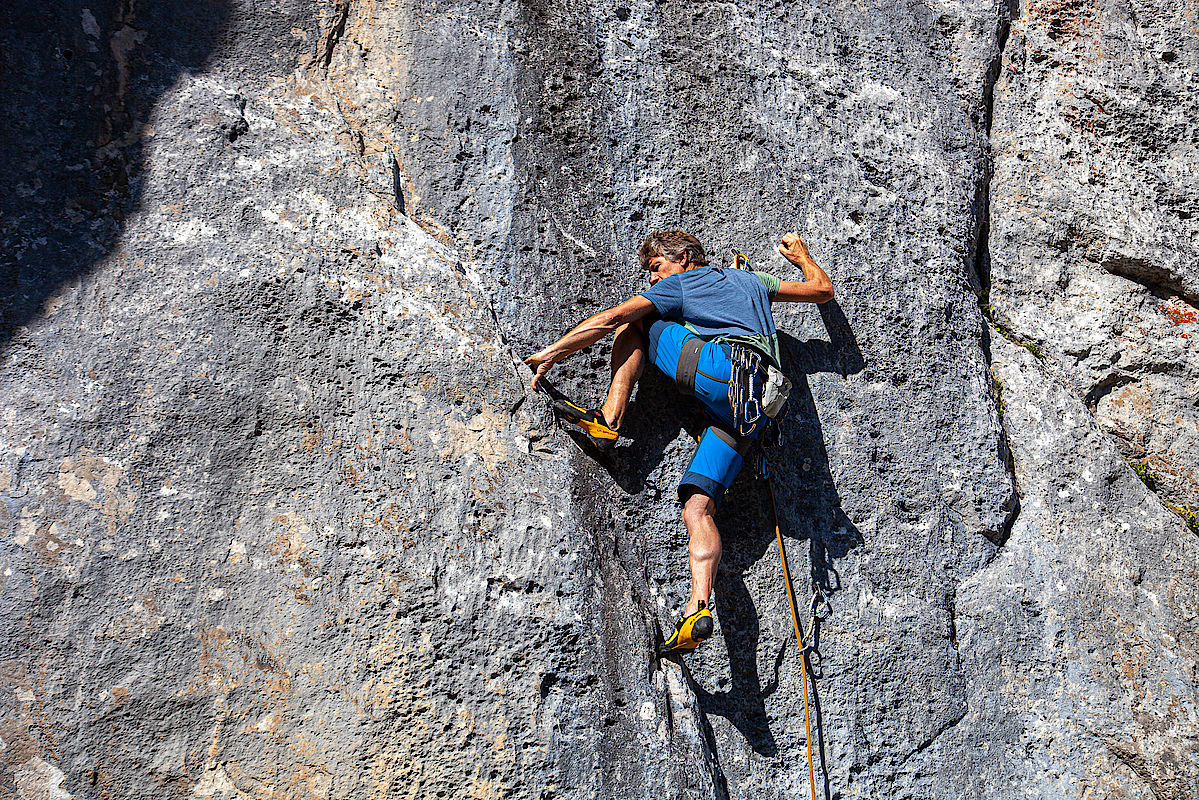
xmin=729 ymin=344 xmax=764 ymax=437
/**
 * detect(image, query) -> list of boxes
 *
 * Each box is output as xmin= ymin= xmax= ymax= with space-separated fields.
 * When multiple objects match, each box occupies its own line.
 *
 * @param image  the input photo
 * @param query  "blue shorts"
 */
xmin=647 ymin=320 xmax=766 ymax=505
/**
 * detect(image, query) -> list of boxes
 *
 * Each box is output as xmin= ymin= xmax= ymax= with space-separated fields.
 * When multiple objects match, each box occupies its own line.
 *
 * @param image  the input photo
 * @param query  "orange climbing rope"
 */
xmin=765 ymin=462 xmax=830 ymax=800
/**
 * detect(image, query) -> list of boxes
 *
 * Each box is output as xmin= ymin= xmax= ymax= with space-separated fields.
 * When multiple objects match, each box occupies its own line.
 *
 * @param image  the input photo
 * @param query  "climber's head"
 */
xmin=638 ymin=230 xmax=709 ymax=284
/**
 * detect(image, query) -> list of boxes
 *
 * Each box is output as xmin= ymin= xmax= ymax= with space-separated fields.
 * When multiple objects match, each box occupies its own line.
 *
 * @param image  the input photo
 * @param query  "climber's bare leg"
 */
xmin=601 ymin=321 xmax=645 ymax=431
xmin=681 ymin=490 xmax=720 ymax=616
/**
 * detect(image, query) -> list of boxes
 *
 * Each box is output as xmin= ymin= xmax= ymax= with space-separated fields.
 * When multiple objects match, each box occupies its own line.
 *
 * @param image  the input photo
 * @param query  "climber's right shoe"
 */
xmin=659 ymin=602 xmax=714 ymax=656
xmin=549 ymin=397 xmax=619 ymax=451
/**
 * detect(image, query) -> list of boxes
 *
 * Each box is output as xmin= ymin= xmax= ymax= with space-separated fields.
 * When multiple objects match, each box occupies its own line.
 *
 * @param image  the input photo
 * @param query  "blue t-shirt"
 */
xmin=638 ymin=267 xmax=782 ymax=367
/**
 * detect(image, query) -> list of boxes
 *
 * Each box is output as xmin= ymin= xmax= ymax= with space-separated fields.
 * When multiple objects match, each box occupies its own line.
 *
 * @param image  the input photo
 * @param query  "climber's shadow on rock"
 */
xmin=772 ymin=299 xmax=865 ymax=595
xmin=697 ymin=299 xmax=864 ymax=757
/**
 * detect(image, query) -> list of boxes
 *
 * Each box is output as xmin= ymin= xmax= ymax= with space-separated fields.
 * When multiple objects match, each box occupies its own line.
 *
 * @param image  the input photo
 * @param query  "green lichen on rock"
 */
xmin=1169 ymin=503 xmax=1199 ymax=536
xmin=1128 ymin=459 xmax=1160 ymax=490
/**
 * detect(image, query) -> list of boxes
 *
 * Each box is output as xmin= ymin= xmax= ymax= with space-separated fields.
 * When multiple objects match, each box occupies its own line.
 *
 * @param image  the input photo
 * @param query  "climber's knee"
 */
xmin=681 ymin=489 xmax=716 ymax=530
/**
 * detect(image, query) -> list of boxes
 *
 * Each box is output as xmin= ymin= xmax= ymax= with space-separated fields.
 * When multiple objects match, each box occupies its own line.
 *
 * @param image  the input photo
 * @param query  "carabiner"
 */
xmin=809 ymin=587 xmax=833 ymax=622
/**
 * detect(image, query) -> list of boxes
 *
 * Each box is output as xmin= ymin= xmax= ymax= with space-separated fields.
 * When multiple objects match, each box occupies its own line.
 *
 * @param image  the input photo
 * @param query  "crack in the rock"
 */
xmin=946 ymin=586 xmax=959 ymax=651
xmin=985 ymin=2 xmax=1017 ymax=138
xmin=973 ymin=0 xmax=1022 ymax=549
xmin=968 ymin=0 xmax=1016 ymax=297
xmin=312 ymin=0 xmax=350 ymax=73
xmin=903 ymin=705 xmax=969 ymax=763
xmin=996 ymin=481 xmax=1021 ymax=545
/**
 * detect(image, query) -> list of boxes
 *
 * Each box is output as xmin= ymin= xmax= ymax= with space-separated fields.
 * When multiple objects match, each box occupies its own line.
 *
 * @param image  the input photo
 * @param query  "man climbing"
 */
xmin=525 ymin=231 xmax=833 ymax=654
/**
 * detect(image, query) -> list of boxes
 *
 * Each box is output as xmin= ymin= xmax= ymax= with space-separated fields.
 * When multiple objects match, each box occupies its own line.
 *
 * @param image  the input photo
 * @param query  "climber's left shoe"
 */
xmin=548 ymin=397 xmax=619 ymax=451
xmin=659 ymin=602 xmax=714 ymax=656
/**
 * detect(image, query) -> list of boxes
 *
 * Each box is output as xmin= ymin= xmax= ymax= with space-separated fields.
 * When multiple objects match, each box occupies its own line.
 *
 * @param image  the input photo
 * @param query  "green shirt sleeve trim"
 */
xmin=754 ymin=271 xmax=781 ymax=300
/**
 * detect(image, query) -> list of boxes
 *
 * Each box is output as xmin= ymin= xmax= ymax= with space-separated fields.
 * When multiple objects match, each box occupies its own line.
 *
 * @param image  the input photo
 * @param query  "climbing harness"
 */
xmin=763 ymin=454 xmax=832 ymax=800
xmin=673 ymin=337 xmax=706 ymax=396
xmin=669 ymin=323 xmax=774 ymax=440
xmin=727 ymin=249 xmax=792 ymax=426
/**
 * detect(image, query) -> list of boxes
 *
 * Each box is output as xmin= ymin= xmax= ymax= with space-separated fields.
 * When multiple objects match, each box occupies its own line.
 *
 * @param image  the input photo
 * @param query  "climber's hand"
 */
xmin=524 ymin=350 xmax=558 ymax=389
xmin=778 ymin=232 xmax=814 ymax=266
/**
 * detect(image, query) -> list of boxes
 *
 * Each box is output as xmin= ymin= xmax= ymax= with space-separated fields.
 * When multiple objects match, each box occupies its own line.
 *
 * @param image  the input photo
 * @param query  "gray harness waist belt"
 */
xmin=675 ymin=338 xmax=705 ymax=396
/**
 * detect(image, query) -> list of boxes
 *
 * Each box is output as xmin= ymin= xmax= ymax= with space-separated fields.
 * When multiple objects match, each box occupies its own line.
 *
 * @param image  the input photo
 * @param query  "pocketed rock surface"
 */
xmin=1 ymin=1 xmax=1195 ymax=798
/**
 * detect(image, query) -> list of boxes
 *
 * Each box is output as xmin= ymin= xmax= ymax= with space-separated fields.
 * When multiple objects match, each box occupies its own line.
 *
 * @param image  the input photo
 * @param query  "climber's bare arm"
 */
xmin=775 ymin=232 xmax=834 ymax=304
xmin=525 ymin=295 xmax=656 ymax=388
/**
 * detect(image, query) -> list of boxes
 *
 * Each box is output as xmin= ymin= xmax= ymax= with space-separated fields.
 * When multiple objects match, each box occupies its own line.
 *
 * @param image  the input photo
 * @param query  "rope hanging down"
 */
xmin=764 ymin=456 xmax=832 ymax=800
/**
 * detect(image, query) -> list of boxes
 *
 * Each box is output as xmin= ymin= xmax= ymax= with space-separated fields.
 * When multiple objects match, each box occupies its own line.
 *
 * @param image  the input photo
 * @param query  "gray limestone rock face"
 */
xmin=989 ymin=0 xmax=1199 ymax=514
xmin=948 ymin=336 xmax=1199 ymax=798
xmin=320 ymin=1 xmax=1019 ymax=795
xmin=979 ymin=0 xmax=1199 ymax=793
xmin=1 ymin=5 xmax=622 ymax=796
xmin=1 ymin=0 xmax=1196 ymax=798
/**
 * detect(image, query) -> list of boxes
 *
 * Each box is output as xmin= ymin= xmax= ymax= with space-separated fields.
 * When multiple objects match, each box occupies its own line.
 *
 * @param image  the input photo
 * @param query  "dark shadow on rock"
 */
xmin=790 ymin=299 xmax=866 ymax=378
xmin=692 ymin=570 xmax=779 ymax=757
xmin=605 ymin=367 xmax=698 ymax=494
xmin=809 ymin=668 xmax=834 ymax=800
xmin=546 ymin=354 xmax=707 ymax=496
xmin=774 ymin=300 xmax=866 ymax=596
xmin=774 ymin=373 xmax=865 ymax=597
xmin=0 ymin=2 xmax=232 ymax=349
xmin=695 ymin=299 xmax=864 ymax=755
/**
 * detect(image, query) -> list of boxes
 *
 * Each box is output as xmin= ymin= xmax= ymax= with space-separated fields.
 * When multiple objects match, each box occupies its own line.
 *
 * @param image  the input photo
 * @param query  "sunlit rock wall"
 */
xmin=1 ymin=0 xmax=1196 ymax=798
xmin=975 ymin=1 xmax=1199 ymax=795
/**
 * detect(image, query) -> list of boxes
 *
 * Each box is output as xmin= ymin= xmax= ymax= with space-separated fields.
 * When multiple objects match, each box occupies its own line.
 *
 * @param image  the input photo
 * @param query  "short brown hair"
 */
xmin=637 ymin=230 xmax=709 ymax=270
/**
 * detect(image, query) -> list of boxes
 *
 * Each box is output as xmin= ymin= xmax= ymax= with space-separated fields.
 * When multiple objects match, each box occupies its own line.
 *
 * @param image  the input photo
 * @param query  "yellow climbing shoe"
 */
xmin=534 ymin=380 xmax=620 ymax=452
xmin=552 ymin=398 xmax=619 ymax=451
xmin=659 ymin=603 xmax=714 ymax=656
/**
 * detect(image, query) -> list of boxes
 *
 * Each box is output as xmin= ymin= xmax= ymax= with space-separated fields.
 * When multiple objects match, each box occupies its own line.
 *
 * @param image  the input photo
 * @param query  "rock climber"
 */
xmin=524 ymin=231 xmax=833 ymax=654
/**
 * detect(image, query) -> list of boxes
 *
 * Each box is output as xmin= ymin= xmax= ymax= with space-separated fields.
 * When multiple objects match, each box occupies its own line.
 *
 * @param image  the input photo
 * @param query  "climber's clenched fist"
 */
xmin=778 ymin=232 xmax=815 ymax=267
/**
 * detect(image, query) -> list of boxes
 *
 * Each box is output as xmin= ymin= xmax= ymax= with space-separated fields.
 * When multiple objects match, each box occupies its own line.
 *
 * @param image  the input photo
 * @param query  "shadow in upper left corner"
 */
xmin=0 ymin=2 xmax=235 ymax=351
